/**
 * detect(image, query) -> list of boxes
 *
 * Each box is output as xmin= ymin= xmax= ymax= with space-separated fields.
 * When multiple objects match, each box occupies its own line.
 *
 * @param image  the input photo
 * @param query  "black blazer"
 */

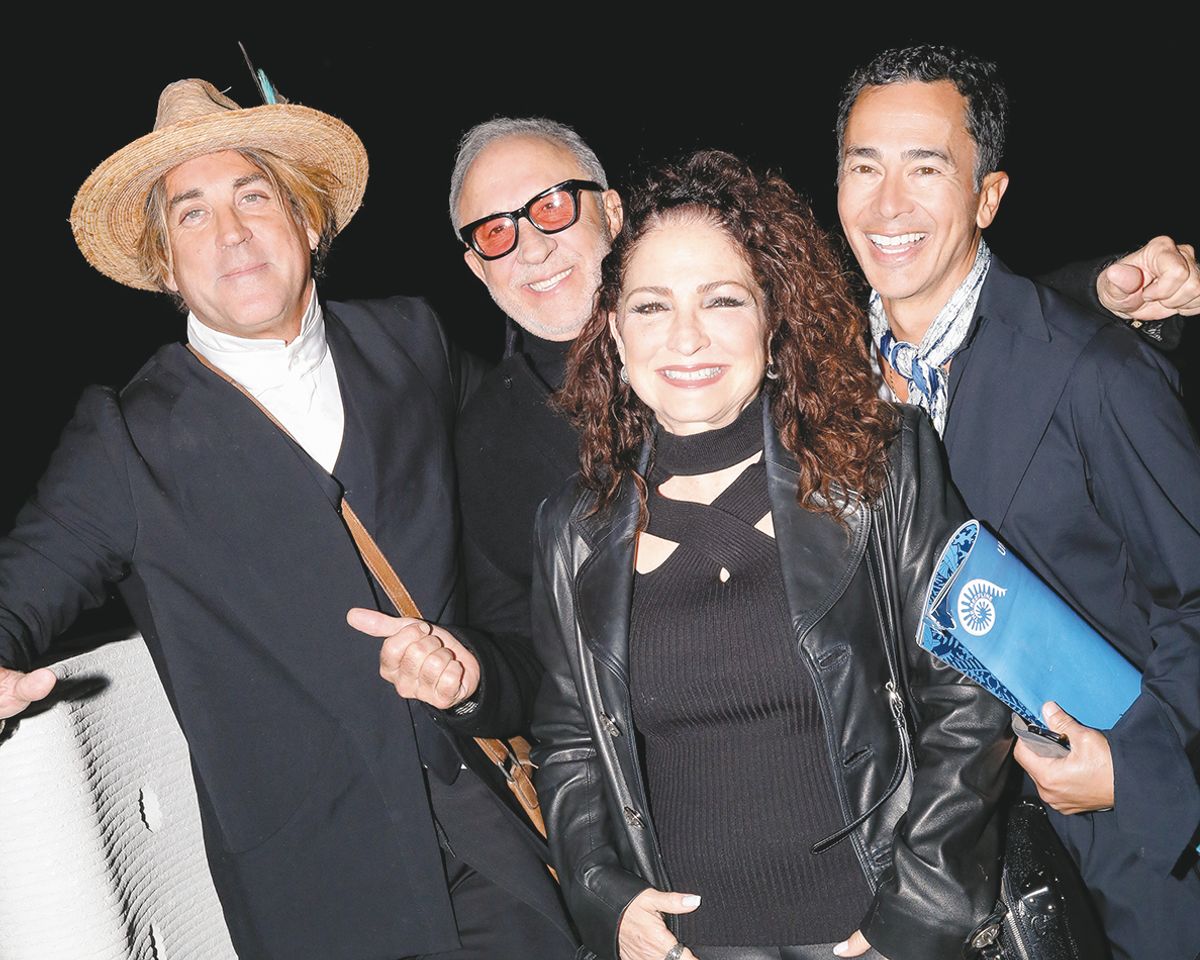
xmin=943 ymin=259 xmax=1200 ymax=878
xmin=0 ymin=298 xmax=525 ymax=959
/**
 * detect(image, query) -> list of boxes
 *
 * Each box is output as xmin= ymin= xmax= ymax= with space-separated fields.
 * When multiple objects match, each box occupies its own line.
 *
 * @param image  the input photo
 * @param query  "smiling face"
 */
xmin=457 ymin=135 xmax=622 ymax=342
xmin=610 ymin=216 xmax=769 ymax=437
xmin=163 ymin=150 xmax=317 ymax=341
xmin=837 ymin=80 xmax=1008 ymax=336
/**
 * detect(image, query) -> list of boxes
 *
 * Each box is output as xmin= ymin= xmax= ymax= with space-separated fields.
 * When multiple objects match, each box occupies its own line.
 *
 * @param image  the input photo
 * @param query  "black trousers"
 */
xmin=1052 ymin=807 xmax=1200 ymax=960
xmin=412 ymin=764 xmax=578 ymax=960
xmin=410 ymin=846 xmax=577 ymax=960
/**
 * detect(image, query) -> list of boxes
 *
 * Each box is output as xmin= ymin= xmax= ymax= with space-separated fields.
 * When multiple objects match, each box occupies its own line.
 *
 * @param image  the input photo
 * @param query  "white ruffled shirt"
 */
xmin=186 ymin=284 xmax=344 ymax=473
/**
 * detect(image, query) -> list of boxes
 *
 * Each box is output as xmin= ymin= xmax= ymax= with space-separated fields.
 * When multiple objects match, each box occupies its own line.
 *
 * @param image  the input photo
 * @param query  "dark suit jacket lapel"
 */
xmin=943 ymin=258 xmax=1077 ymax=529
xmin=325 ymin=309 xmax=385 ymax=534
xmin=178 ymin=343 xmax=344 ymax=509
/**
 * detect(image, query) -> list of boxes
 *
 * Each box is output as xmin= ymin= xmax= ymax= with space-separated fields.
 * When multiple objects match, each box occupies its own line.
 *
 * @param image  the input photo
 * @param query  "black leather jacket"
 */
xmin=530 ymin=404 xmax=1013 ymax=960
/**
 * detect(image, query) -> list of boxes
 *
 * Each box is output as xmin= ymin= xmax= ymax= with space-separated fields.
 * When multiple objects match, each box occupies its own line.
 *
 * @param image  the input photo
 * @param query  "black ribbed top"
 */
xmin=630 ymin=398 xmax=871 ymax=946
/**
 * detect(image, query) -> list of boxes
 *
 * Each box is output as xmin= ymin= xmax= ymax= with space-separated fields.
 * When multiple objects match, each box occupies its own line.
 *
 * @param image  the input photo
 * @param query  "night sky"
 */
xmin=8 ymin=31 xmax=1196 ymax=640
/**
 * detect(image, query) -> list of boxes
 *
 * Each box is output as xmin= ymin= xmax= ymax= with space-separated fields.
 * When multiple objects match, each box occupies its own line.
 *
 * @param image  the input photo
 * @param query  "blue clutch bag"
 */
xmin=918 ymin=520 xmax=1142 ymax=730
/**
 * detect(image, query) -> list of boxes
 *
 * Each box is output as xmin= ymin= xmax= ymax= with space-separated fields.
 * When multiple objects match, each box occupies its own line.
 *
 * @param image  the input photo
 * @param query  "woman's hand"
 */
xmin=618 ymin=888 xmax=702 ymax=960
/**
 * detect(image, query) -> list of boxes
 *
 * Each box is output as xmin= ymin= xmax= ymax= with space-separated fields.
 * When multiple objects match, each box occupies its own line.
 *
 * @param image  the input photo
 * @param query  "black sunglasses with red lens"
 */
xmin=458 ymin=179 xmax=604 ymax=260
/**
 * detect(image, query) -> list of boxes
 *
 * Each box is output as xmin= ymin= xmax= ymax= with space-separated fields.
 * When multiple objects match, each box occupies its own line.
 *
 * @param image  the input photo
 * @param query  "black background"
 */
xmin=7 ymin=29 xmax=1196 ymax=541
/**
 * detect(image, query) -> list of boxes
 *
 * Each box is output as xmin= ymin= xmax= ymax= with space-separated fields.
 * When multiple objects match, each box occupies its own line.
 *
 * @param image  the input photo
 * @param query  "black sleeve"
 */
xmin=0 ymin=387 xmax=137 ymax=670
xmin=439 ymin=523 xmax=545 ymax=738
xmin=1072 ymin=334 xmax=1200 ymax=870
xmin=429 ymin=306 xmax=488 ymax=413
xmin=1037 ymin=256 xmax=1182 ymax=351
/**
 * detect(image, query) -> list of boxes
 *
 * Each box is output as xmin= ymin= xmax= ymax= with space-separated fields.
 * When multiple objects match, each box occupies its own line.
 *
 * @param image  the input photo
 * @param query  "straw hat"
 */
xmin=70 ymin=79 xmax=368 ymax=290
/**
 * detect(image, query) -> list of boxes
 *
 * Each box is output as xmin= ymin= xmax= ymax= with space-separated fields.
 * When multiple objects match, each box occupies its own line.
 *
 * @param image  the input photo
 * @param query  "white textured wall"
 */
xmin=0 ymin=636 xmax=237 ymax=960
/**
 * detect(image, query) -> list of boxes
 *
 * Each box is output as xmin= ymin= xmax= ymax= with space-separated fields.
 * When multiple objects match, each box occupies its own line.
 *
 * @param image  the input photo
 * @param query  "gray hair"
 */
xmin=448 ymin=117 xmax=608 ymax=238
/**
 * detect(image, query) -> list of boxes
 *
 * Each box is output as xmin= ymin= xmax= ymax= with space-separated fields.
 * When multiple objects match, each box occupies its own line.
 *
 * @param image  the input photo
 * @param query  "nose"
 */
xmin=666 ymin=304 xmax=710 ymax=356
xmin=215 ymin=205 xmax=252 ymax=248
xmin=875 ymin=168 xmax=914 ymax=221
xmin=514 ymin=217 xmax=556 ymax=266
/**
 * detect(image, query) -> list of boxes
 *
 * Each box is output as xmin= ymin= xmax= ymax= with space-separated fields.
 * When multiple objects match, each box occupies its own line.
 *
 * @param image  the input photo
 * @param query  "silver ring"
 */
xmin=663 ymin=944 xmax=685 ymax=960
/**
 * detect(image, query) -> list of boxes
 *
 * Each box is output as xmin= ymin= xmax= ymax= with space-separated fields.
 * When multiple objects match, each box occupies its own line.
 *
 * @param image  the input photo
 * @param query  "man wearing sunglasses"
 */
xmin=445 ymin=120 xmax=623 ymax=740
xmin=455 ymin=129 xmax=623 ymax=343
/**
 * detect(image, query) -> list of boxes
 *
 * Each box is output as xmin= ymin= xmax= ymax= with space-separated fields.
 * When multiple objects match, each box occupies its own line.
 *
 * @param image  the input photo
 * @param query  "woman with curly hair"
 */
xmin=529 ymin=150 xmax=1012 ymax=960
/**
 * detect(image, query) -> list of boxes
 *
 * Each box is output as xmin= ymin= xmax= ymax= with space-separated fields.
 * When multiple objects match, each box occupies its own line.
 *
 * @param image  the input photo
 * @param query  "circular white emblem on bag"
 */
xmin=957 ymin=579 xmax=1007 ymax=636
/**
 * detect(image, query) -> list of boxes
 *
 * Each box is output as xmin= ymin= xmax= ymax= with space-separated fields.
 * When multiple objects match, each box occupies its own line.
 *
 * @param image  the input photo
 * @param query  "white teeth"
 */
xmin=867 ymin=232 xmax=927 ymax=248
xmin=662 ymin=367 xmax=722 ymax=381
xmin=528 ymin=268 xmax=572 ymax=292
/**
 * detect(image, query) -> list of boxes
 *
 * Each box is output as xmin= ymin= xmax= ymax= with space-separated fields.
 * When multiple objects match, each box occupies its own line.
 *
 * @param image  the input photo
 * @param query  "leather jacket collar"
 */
xmin=571 ymin=398 xmax=870 ymax=682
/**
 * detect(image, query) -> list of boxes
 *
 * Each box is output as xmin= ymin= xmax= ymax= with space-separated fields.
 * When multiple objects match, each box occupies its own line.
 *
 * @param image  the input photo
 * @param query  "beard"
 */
xmin=487 ymin=256 xmax=604 ymax=343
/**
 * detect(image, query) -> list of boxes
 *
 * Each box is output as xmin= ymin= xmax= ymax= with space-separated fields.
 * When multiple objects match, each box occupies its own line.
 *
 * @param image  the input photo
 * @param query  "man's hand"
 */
xmin=0 ymin=665 xmax=57 ymax=720
xmin=1014 ymin=701 xmax=1115 ymax=814
xmin=1098 ymin=236 xmax=1199 ymax=321
xmin=618 ymin=888 xmax=701 ymax=960
xmin=835 ymin=929 xmax=888 ymax=958
xmin=347 ymin=608 xmax=480 ymax=710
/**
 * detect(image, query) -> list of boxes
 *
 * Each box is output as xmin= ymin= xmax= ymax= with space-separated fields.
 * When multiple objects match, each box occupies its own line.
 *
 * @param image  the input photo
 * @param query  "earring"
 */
xmin=765 ymin=360 xmax=780 ymax=381
xmin=619 ymin=365 xmax=630 ymax=384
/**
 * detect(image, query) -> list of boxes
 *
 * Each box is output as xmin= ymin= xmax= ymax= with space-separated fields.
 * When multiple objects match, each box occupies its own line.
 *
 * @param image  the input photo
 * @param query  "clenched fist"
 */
xmin=1098 ymin=236 xmax=1199 ymax=322
xmin=347 ymin=608 xmax=480 ymax=710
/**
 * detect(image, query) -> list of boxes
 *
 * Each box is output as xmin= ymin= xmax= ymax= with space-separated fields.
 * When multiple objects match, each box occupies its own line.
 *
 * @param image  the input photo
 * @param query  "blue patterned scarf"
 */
xmin=870 ymin=240 xmax=992 ymax=436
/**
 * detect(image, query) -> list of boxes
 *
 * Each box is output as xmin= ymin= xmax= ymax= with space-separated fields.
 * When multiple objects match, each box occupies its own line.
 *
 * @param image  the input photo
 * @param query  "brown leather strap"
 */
xmin=340 ymin=500 xmax=422 ymax=619
xmin=185 ymin=344 xmax=548 ymax=841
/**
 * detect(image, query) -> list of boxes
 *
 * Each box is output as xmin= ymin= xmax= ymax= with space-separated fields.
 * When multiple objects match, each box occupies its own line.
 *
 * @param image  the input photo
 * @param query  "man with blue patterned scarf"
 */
xmin=835 ymin=44 xmax=1199 ymax=960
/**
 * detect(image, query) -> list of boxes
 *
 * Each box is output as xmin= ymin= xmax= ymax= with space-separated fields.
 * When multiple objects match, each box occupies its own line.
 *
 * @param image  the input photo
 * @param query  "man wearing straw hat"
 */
xmin=0 ymin=79 xmax=576 ymax=960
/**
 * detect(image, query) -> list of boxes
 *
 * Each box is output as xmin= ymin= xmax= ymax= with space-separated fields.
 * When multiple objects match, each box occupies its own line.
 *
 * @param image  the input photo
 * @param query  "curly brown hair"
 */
xmin=556 ymin=149 xmax=898 ymax=524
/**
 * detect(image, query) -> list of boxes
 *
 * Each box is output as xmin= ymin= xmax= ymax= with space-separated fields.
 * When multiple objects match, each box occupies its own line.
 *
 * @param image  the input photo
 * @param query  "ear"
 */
xmin=607 ymin=310 xmax=626 ymax=364
xmin=602 ymin=189 xmax=624 ymax=240
xmin=306 ymin=226 xmax=320 ymax=252
xmin=975 ymin=170 xmax=1010 ymax=230
xmin=463 ymin=247 xmax=487 ymax=285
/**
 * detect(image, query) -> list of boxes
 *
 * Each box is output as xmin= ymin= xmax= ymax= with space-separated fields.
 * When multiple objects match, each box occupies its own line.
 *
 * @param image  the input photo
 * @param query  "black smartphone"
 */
xmin=1012 ymin=714 xmax=1071 ymax=758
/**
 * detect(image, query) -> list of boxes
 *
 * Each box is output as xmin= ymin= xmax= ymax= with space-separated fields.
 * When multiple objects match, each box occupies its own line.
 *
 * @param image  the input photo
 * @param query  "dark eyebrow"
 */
xmin=233 ymin=173 xmax=269 ymax=190
xmin=842 ymin=145 xmax=955 ymax=167
xmin=902 ymin=147 xmax=954 ymax=166
xmin=168 ymin=187 xmax=203 ymax=209
xmin=167 ymin=172 xmax=268 ymax=209
xmin=625 ymin=285 xmax=673 ymax=298
xmin=698 ymin=280 xmax=753 ymax=296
